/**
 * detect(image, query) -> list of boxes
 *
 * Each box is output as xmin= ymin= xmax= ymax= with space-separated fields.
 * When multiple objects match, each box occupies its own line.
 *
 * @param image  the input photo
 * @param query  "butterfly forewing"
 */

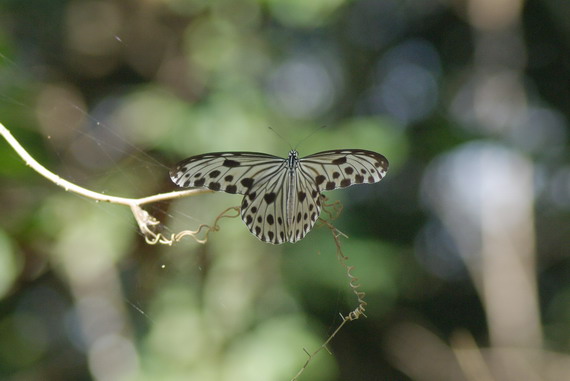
xmin=300 ymin=149 xmax=388 ymax=191
xmin=170 ymin=149 xmax=388 ymax=244
xmin=170 ymin=152 xmax=284 ymax=195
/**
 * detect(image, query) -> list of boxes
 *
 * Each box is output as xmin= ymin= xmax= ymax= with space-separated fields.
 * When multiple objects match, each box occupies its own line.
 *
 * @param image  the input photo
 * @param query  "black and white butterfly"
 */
xmin=170 ymin=149 xmax=388 ymax=244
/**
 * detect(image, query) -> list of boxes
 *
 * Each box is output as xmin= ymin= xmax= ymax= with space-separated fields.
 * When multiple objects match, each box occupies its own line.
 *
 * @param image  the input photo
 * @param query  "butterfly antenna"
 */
xmin=268 ymin=126 xmax=293 ymax=150
xmin=294 ymin=125 xmax=328 ymax=150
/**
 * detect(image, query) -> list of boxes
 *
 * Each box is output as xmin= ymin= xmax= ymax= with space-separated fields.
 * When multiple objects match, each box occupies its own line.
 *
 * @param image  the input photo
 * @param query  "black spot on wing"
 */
xmin=194 ymin=178 xmax=206 ymax=187
xmin=325 ymin=181 xmax=335 ymax=190
xmin=332 ymin=157 xmax=347 ymax=165
xmin=224 ymin=175 xmax=234 ymax=182
xmin=223 ymin=159 xmax=240 ymax=168
xmin=209 ymin=170 xmax=220 ymax=178
xmin=241 ymin=178 xmax=254 ymax=189
xmin=226 ymin=185 xmax=237 ymax=194
xmin=344 ymin=167 xmax=354 ymax=175
xmin=340 ymin=179 xmax=351 ymax=187
xmin=315 ymin=175 xmax=326 ymax=185
xmin=209 ymin=182 xmax=221 ymax=191
xmin=355 ymin=175 xmax=364 ymax=183
xmin=298 ymin=192 xmax=306 ymax=202
xmin=264 ymin=193 xmax=276 ymax=204
xmin=267 ymin=214 xmax=274 ymax=225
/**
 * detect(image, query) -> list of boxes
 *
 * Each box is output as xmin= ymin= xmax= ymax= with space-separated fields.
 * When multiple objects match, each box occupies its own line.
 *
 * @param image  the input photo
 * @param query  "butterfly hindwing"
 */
xmin=287 ymin=171 xmax=322 ymax=243
xmin=240 ymin=168 xmax=289 ymax=244
xmin=170 ymin=152 xmax=284 ymax=195
xmin=299 ymin=149 xmax=388 ymax=191
xmin=239 ymin=168 xmax=322 ymax=244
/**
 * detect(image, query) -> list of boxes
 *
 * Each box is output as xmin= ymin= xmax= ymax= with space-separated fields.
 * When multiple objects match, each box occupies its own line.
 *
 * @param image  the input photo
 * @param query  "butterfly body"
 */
xmin=285 ymin=151 xmax=299 ymax=226
xmin=170 ymin=149 xmax=388 ymax=244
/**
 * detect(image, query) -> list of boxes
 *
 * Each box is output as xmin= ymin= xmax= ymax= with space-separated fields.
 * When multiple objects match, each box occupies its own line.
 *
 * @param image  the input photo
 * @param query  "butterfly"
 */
xmin=170 ymin=149 xmax=388 ymax=244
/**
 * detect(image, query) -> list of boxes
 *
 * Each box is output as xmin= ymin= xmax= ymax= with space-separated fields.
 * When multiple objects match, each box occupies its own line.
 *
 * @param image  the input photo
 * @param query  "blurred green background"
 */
xmin=1 ymin=0 xmax=569 ymax=380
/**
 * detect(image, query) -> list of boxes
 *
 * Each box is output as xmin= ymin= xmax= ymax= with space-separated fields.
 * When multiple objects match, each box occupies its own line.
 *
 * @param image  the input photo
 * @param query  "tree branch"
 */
xmin=0 ymin=122 xmax=213 ymax=243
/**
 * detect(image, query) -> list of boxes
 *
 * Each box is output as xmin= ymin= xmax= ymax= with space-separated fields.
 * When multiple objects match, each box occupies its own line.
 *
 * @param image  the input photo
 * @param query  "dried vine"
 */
xmin=291 ymin=199 xmax=367 ymax=381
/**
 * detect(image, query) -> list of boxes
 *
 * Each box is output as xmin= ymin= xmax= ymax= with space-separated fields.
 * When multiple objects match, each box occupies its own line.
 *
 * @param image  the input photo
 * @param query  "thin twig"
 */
xmin=291 ymin=314 xmax=354 ymax=381
xmin=292 ymin=207 xmax=367 ymax=381
xmin=0 ymin=123 xmax=210 ymax=206
xmin=0 ymin=122 xmax=217 ymax=244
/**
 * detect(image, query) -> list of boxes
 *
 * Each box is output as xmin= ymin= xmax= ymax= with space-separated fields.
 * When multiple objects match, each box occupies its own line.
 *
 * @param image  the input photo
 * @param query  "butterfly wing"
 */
xmin=299 ymin=149 xmax=389 ymax=191
xmin=286 ymin=170 xmax=322 ymax=243
xmin=239 ymin=165 xmax=321 ymax=244
xmin=170 ymin=152 xmax=285 ymax=195
xmin=240 ymin=166 xmax=289 ymax=244
xmin=171 ymin=151 xmax=291 ymax=244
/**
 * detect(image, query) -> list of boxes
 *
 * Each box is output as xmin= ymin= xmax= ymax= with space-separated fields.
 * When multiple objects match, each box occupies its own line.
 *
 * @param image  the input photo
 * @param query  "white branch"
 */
xmin=0 ymin=122 xmax=210 ymax=206
xmin=0 ymin=122 xmax=212 ymax=243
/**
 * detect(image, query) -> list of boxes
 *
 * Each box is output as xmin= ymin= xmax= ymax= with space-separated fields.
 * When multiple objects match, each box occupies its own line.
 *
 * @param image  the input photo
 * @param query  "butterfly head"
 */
xmin=287 ymin=150 xmax=299 ymax=169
